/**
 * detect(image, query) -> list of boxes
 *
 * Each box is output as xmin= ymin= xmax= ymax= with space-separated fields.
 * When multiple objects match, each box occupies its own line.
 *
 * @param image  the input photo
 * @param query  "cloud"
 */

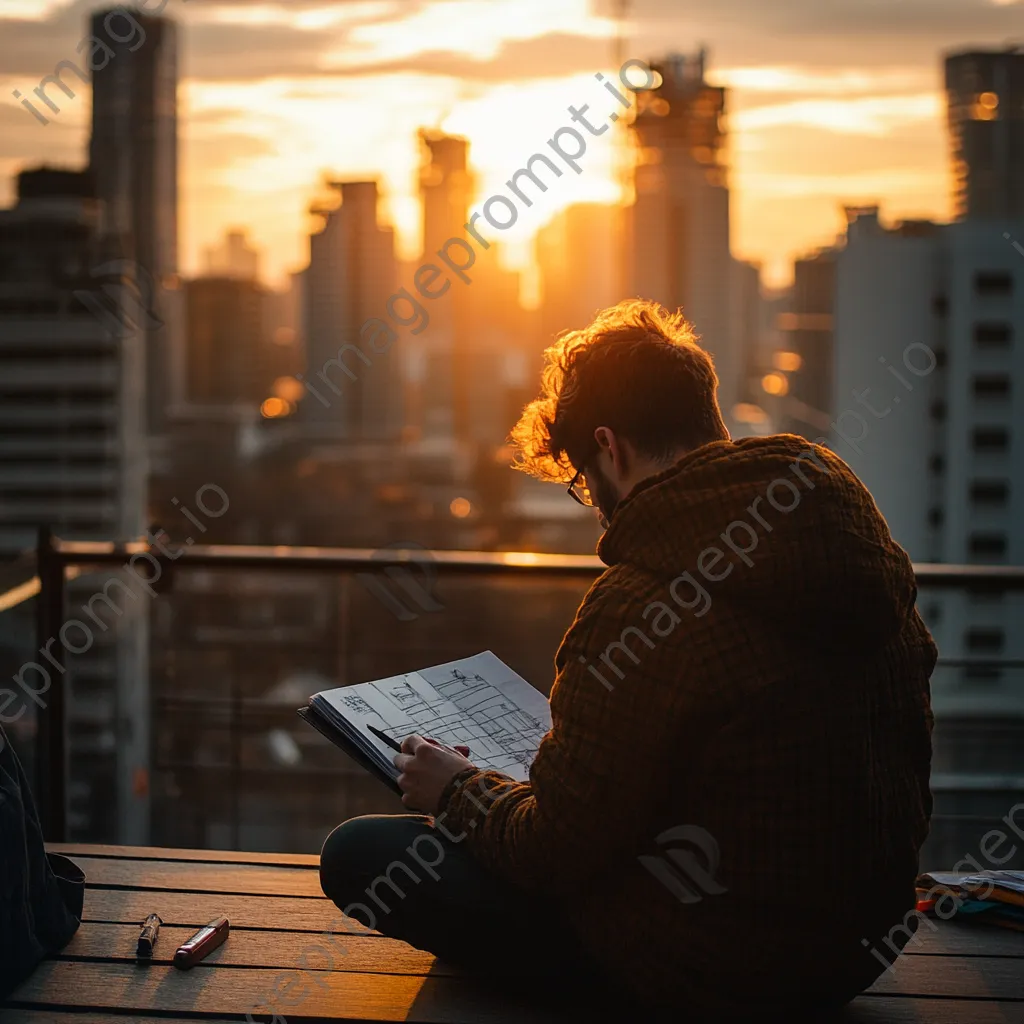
xmin=185 ymin=130 xmax=278 ymax=173
xmin=718 ymin=65 xmax=935 ymax=97
xmin=628 ymin=0 xmax=1023 ymax=68
xmin=0 ymin=0 xmax=1009 ymax=289
xmin=634 ymin=0 xmax=1022 ymax=38
xmin=1 ymin=0 xmax=612 ymax=86
xmin=0 ymin=93 xmax=86 ymax=160
xmin=316 ymin=32 xmax=611 ymax=82
xmin=732 ymin=93 xmax=942 ymax=136
xmin=735 ymin=117 xmax=948 ymax=176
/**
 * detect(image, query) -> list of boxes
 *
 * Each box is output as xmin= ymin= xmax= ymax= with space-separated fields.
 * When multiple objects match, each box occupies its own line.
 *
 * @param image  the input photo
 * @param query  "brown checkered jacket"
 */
xmin=439 ymin=435 xmax=936 ymax=1017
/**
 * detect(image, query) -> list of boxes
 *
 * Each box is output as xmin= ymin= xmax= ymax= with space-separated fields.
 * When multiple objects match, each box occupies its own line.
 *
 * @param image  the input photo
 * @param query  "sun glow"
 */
xmin=158 ymin=3 xmax=962 ymax=290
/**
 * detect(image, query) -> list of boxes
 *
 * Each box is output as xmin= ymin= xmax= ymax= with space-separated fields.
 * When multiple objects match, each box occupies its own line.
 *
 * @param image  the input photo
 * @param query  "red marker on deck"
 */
xmin=173 ymin=916 xmax=229 ymax=969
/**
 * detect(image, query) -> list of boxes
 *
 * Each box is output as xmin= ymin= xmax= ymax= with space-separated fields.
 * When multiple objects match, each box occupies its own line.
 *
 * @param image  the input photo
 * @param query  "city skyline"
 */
xmin=2 ymin=0 xmax=1021 ymax=290
xmin=0 ymin=0 xmax=1022 ymax=975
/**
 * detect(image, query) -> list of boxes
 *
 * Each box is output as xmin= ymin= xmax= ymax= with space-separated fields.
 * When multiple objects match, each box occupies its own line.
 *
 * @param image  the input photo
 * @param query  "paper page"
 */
xmin=319 ymin=651 xmax=551 ymax=781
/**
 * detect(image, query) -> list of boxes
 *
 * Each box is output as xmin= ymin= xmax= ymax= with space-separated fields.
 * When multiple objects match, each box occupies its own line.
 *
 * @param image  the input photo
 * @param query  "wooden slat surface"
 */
xmin=905 ymin=923 xmax=1024 ymax=958
xmin=84 ymin=887 xmax=343 ymax=932
xmin=8 ymin=962 xmax=1024 ymax=1024
xmin=840 ymin=1000 xmax=1024 ymax=1023
xmin=60 ymin=922 xmax=462 ymax=976
xmin=0 ymin=1015 xmax=240 ymax=1024
xmin=2 ymin=844 xmax=1021 ymax=1024
xmin=7 ymin=1001 xmax=1023 ymax=1024
xmin=72 ymin=855 xmax=325 ymax=898
xmin=5 ymin=962 xmax=574 ymax=1024
xmin=46 ymin=842 xmax=320 ymax=868
xmin=868 ymin=954 xmax=1024 ymax=1000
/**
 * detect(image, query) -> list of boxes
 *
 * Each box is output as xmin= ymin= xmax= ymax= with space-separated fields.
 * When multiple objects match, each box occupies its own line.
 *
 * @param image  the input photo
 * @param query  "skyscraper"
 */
xmin=778 ymin=246 xmax=837 ymax=438
xmin=203 ymin=229 xmax=261 ymax=282
xmin=417 ymin=131 xmax=474 ymax=442
xmin=833 ymin=205 xmax=1024 ymax=868
xmin=629 ymin=49 xmax=737 ymax=424
xmin=0 ymin=168 xmax=146 ymax=553
xmin=0 ymin=166 xmax=149 ymax=842
xmin=946 ymin=47 xmax=1024 ymax=220
xmin=536 ymin=203 xmax=619 ymax=341
xmin=729 ymin=259 xmax=767 ymax=412
xmin=89 ymin=7 xmax=179 ymax=434
xmin=301 ymin=181 xmax=400 ymax=439
xmin=185 ymin=277 xmax=267 ymax=406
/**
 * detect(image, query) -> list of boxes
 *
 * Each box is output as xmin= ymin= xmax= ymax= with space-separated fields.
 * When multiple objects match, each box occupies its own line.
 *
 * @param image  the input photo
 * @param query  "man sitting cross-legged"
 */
xmin=320 ymin=299 xmax=937 ymax=1021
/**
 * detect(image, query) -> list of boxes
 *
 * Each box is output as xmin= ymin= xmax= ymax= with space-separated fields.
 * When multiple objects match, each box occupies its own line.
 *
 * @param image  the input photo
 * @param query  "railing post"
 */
xmin=35 ymin=526 xmax=67 ymax=842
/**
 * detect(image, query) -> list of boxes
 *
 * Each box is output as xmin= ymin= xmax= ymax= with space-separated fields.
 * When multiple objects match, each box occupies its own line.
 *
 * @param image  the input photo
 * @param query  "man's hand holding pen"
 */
xmin=394 ymin=734 xmax=474 ymax=814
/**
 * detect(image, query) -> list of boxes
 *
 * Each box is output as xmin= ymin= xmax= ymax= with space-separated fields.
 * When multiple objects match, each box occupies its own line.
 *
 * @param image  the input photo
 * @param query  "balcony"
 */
xmin=2 ymin=533 xmax=1021 ymax=862
xmin=2 ymin=536 xmax=1024 ymax=1021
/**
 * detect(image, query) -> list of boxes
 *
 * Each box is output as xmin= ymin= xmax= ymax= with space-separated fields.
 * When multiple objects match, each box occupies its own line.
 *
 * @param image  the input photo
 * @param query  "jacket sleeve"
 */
xmin=436 ymin=576 xmax=684 ymax=895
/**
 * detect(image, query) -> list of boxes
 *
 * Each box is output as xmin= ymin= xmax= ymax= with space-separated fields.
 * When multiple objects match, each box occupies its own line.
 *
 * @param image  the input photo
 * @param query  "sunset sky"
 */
xmin=1 ymin=0 xmax=1020 ymax=290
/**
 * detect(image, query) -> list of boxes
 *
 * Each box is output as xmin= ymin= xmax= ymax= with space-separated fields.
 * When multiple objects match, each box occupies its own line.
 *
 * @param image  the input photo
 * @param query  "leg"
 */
xmin=319 ymin=813 xmax=596 ymax=979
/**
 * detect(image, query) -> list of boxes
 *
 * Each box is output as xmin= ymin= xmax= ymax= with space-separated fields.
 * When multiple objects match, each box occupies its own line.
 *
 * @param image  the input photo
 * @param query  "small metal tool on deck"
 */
xmin=136 ymin=913 xmax=162 ymax=962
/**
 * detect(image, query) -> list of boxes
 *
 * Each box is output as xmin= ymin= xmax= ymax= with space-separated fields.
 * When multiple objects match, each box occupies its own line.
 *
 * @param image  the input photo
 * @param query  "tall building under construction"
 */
xmin=629 ymin=49 xmax=738 ymax=420
xmin=945 ymin=47 xmax=1024 ymax=221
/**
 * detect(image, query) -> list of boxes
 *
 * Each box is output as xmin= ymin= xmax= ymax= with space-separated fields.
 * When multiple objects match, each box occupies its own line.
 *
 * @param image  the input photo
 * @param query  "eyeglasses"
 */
xmin=567 ymin=469 xmax=595 ymax=507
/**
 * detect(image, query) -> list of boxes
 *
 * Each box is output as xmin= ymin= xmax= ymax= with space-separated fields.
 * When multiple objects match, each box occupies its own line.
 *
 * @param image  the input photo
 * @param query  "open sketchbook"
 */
xmin=298 ymin=651 xmax=552 ymax=796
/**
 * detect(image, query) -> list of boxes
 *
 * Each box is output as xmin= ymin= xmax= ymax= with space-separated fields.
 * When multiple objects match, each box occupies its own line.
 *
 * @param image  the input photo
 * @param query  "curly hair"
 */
xmin=510 ymin=299 xmax=729 ymax=482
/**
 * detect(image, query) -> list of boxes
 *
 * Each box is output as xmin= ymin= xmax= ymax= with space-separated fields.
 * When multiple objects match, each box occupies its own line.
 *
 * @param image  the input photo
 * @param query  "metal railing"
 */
xmin=5 ymin=528 xmax=1024 ymax=842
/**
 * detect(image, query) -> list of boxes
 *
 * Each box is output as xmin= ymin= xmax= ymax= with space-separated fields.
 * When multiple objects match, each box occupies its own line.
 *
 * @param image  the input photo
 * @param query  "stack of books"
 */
xmin=915 ymin=870 xmax=1024 ymax=931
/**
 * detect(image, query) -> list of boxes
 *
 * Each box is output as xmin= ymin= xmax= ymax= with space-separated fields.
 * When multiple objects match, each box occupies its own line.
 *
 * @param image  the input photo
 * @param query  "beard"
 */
xmin=587 ymin=463 xmax=621 ymax=530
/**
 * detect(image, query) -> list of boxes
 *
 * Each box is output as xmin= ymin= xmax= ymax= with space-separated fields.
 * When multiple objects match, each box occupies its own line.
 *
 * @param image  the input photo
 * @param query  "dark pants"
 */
xmin=319 ymin=814 xmax=616 ymax=994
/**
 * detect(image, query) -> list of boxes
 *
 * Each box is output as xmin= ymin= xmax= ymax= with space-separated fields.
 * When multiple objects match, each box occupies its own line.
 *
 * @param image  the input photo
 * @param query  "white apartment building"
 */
xmin=833 ymin=207 xmax=1024 ymax=861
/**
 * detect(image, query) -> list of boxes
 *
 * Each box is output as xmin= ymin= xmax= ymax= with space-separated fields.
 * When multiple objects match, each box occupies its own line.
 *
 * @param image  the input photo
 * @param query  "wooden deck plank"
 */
xmin=866 ymin=954 xmax=1024 ymax=1000
xmin=0 ymin=1015 xmax=238 ymax=1024
xmin=61 ymin=922 xmax=461 ymax=976
xmin=840 ymin=999 xmax=1024 ymax=1023
xmin=8 ymin=963 xmax=1024 ymax=1024
xmin=83 ymin=888 xmax=345 ymax=933
xmin=48 ymin=843 xmax=320 ymax=868
xmin=72 ymin=856 xmax=325 ymax=898
xmin=905 ymin=924 xmax=1024 ymax=958
xmin=5 ymin=962 xmax=575 ymax=1024
xmin=2 ymin=1005 xmax=1024 ymax=1024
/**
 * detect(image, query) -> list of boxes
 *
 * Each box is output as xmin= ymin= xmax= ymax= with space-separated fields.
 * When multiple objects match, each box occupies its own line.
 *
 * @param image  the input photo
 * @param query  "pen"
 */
xmin=368 ymin=723 xmax=402 ymax=752
xmin=136 ymin=913 xmax=162 ymax=961
xmin=173 ymin=916 xmax=229 ymax=970
xmin=368 ymin=723 xmax=471 ymax=758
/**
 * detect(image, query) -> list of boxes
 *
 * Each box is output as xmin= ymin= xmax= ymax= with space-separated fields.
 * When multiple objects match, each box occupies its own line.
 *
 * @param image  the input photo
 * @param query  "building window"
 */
xmin=927 ymin=507 xmax=944 ymax=528
xmin=972 ymin=427 xmax=1010 ymax=453
xmin=924 ymin=603 xmax=942 ymax=625
xmin=929 ymin=454 xmax=945 ymax=475
xmin=974 ymin=271 xmax=1013 ymax=297
xmin=964 ymin=666 xmax=1003 ymax=682
xmin=934 ymin=348 xmax=948 ymax=369
xmin=965 ymin=628 xmax=1004 ymax=653
xmin=932 ymin=295 xmax=949 ymax=317
xmin=968 ymin=533 xmax=1008 ymax=560
xmin=970 ymin=480 xmax=1010 ymax=505
xmin=973 ymin=375 xmax=1011 ymax=399
xmin=929 ymin=399 xmax=947 ymax=421
xmin=974 ymin=323 xmax=1013 ymax=348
